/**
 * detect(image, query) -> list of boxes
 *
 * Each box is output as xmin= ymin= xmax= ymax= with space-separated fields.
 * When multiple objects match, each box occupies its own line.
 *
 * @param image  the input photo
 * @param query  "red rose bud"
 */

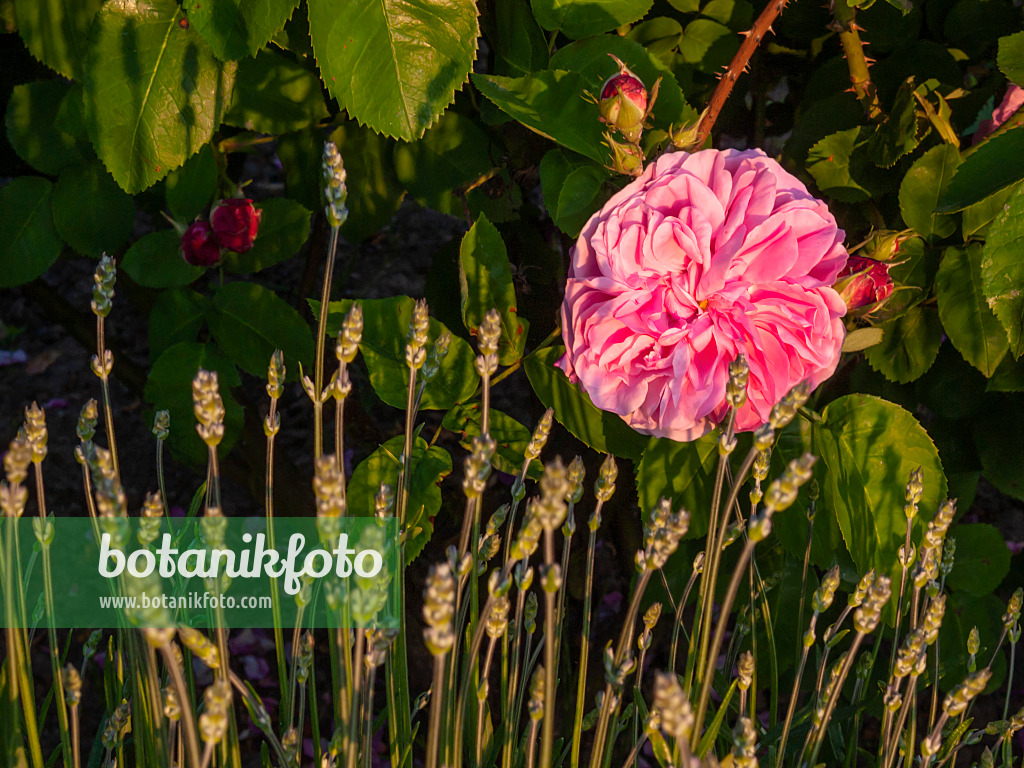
xmin=834 ymin=256 xmax=894 ymax=312
xmin=181 ymin=220 xmax=221 ymax=267
xmin=599 ymin=56 xmax=647 ymax=144
xmin=210 ymin=198 xmax=262 ymax=253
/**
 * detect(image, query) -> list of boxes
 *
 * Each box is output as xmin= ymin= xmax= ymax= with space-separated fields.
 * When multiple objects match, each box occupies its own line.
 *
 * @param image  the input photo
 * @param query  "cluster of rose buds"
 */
xmin=597 ymin=55 xmax=659 ymax=177
xmin=180 ymin=197 xmax=262 ymax=267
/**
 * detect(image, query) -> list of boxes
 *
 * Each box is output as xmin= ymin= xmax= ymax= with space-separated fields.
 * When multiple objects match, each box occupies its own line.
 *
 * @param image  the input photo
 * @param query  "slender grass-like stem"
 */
xmin=540 ymin=527 xmax=560 ymax=768
xmin=526 ymin=718 xmax=541 ymax=768
xmin=347 ymin=629 xmax=366 ymax=768
xmin=263 ymin=391 xmax=289 ymax=720
xmin=95 ymin=317 xmax=120 ymax=483
xmin=425 ymin=656 xmax=447 ymax=768
xmin=32 ymin=463 xmax=72 ymax=768
xmin=160 ymin=643 xmax=202 ymax=768
xmin=314 ymin=225 xmax=340 ymax=461
xmin=570 ymin=499 xmax=604 ymax=768
xmin=775 ymin=613 xmax=819 ymax=768
xmin=669 ymin=559 xmax=702 ymax=675
xmin=1003 ymin=638 xmax=1017 ymax=721
xmin=70 ymin=702 xmax=80 ymax=768
xmin=804 ymin=635 xmax=865 ymax=768
xmin=503 ymin=575 xmax=531 ymax=768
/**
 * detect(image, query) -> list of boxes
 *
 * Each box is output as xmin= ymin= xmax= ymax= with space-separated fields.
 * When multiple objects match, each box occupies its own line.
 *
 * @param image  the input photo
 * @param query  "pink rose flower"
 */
xmin=972 ymin=84 xmax=1024 ymax=144
xmin=558 ymin=148 xmax=848 ymax=442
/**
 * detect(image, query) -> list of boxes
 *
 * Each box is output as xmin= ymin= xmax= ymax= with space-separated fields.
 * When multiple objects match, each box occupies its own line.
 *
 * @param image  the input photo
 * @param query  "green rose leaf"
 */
xmin=625 ymin=17 xmax=683 ymax=65
xmin=946 ymin=523 xmax=1012 ymax=596
xmin=935 ymin=244 xmax=1009 ymax=376
xmin=319 ymin=297 xmax=478 ymax=411
xmin=328 ymin=122 xmax=405 ymax=242
xmin=307 ymin=0 xmax=479 ymax=141
xmin=899 ymin=143 xmax=961 ymax=242
xmin=866 ymin=78 xmax=920 ymax=168
xmin=972 ymin=396 xmax=1024 ymax=500
xmin=149 ymin=288 xmax=209 ymax=360
xmin=523 ymin=345 xmax=648 ymax=461
xmin=554 ymin=165 xmax=609 ymax=237
xmin=52 ymin=163 xmax=136 ymax=258
xmin=223 ymin=198 xmax=312 ymax=274
xmin=635 ymin=433 xmax=719 ymax=537
xmin=442 ymin=404 xmax=542 ymax=478
xmin=144 ymin=341 xmax=243 ymax=465
xmin=935 ymin=128 xmax=1024 ymax=214
xmin=208 ymin=282 xmax=314 ymax=378
xmin=0 ymin=177 xmax=62 ymax=289
xmin=393 ymin=111 xmax=494 ymax=215
xmin=814 ymin=394 xmax=947 ymax=610
xmin=459 ymin=214 xmax=528 ymax=365
xmin=539 ymin=149 xmax=591 ymax=219
xmin=347 ymin=435 xmax=452 ymax=564
xmin=5 ymin=80 xmax=89 ymax=175
xmin=807 ymin=127 xmax=886 ymax=203
xmin=865 ymin=305 xmax=943 ymax=384
xmin=962 ymin=184 xmax=1015 ymax=240
xmin=14 ymin=0 xmax=103 ymax=79
xmin=183 ymin=0 xmax=300 ymax=61
xmin=997 ymin=31 xmax=1024 ymax=86
xmin=122 ymin=231 xmax=206 ymax=289
xmin=981 ymin=182 xmax=1024 ymax=359
xmin=223 ymin=50 xmax=328 ymax=135
xmin=166 ymin=144 xmax=218 ymax=223
xmin=987 ymin=353 xmax=1024 ymax=392
xmin=473 ymin=70 xmax=608 ymax=164
xmin=85 ymin=0 xmax=237 ymax=193
xmin=491 ymin=0 xmax=549 ymax=75
xmin=679 ymin=18 xmax=736 ymax=74
xmin=530 ymin=0 xmax=653 ymax=38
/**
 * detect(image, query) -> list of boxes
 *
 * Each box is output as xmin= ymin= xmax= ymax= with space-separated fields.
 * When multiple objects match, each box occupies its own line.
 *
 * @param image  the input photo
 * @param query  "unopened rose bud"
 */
xmin=599 ymin=56 xmax=648 ymax=144
xmin=181 ymin=220 xmax=221 ymax=267
xmin=605 ymin=133 xmax=644 ymax=177
xmin=834 ymin=256 xmax=894 ymax=313
xmin=210 ymin=198 xmax=262 ymax=253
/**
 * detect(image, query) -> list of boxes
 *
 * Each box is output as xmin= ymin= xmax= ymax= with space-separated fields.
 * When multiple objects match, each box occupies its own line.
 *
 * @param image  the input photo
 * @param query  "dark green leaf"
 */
xmin=208 ymin=282 xmax=313 ymax=378
xmin=223 ymin=50 xmax=328 ymax=134
xmin=329 ymin=122 xmax=405 ymax=242
xmin=307 ymin=0 xmax=478 ymax=141
xmin=807 ymin=127 xmax=887 ymax=203
xmin=972 ymin=396 xmax=1024 ymax=500
xmin=935 ymin=128 xmax=1024 ymax=213
xmin=866 ymin=78 xmax=921 ymax=168
xmin=962 ymin=183 xmax=1014 ymax=240
xmin=0 ymin=177 xmax=62 ymax=288
xmin=144 ymin=342 xmax=243 ymax=465
xmin=122 ymin=231 xmax=205 ymax=288
xmin=148 ymin=288 xmax=209 ymax=360
xmin=459 ymin=214 xmax=528 ymax=365
xmin=165 ymin=144 xmax=218 ymax=223
xmin=946 ymin=523 xmax=1012 ymax=595
xmin=865 ymin=305 xmax=943 ymax=383
xmin=84 ymin=0 xmax=237 ymax=193
xmin=981 ymin=182 xmax=1024 ymax=358
xmin=700 ymin=0 xmax=753 ymax=30
xmin=347 ymin=435 xmax=452 ymax=564
xmin=393 ymin=111 xmax=494 ymax=214
xmin=635 ymin=434 xmax=718 ymax=537
xmin=539 ymin=148 xmax=590 ymax=217
xmin=935 ymin=244 xmax=1009 ymax=376
xmin=899 ymin=143 xmax=961 ymax=240
xmin=814 ymin=394 xmax=947 ymax=611
xmin=223 ymin=198 xmax=312 ymax=273
xmin=14 ymin=0 xmax=103 ymax=79
xmin=998 ymin=31 xmax=1024 ymax=86
xmin=442 ymin=404 xmax=541 ymax=478
xmin=491 ymin=0 xmax=549 ymax=75
xmin=548 ymin=36 xmax=698 ymax=131
xmin=679 ymin=18 xmax=737 ymax=74
xmin=320 ymin=297 xmax=478 ymax=411
xmin=5 ymin=80 xmax=88 ymax=175
xmin=183 ymin=0 xmax=300 ymax=61
xmin=52 ymin=163 xmax=135 ymax=258
xmin=530 ymin=0 xmax=653 ymax=38
xmin=987 ymin=352 xmax=1024 ymax=392
xmin=625 ymin=17 xmax=683 ymax=65
xmin=523 ymin=345 xmax=648 ymax=460
xmin=276 ymin=128 xmax=322 ymax=211
xmin=473 ymin=71 xmax=608 ymax=164
xmin=554 ymin=165 xmax=609 ymax=237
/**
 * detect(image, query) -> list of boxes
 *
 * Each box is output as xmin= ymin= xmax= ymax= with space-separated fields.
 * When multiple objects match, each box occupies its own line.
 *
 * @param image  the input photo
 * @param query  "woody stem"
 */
xmin=692 ymin=0 xmax=793 ymax=147
xmin=832 ymin=0 xmax=883 ymax=120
